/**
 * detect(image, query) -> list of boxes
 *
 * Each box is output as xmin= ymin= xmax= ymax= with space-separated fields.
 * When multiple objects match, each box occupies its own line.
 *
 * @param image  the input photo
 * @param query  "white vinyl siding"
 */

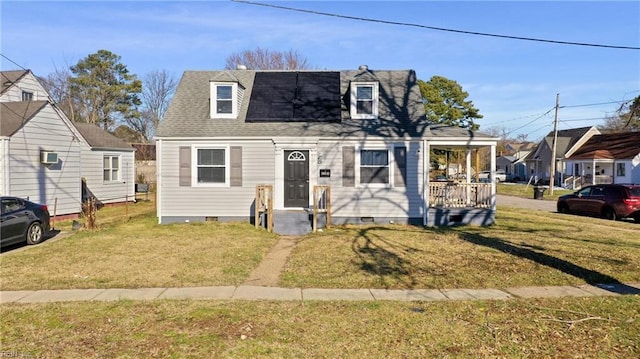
xmin=318 ymin=140 xmax=423 ymax=219
xmin=158 ymin=140 xmax=274 ymax=219
xmin=0 ymin=72 xmax=49 ymax=102
xmin=80 ymin=145 xmax=135 ymax=205
xmin=3 ymin=104 xmax=81 ymax=216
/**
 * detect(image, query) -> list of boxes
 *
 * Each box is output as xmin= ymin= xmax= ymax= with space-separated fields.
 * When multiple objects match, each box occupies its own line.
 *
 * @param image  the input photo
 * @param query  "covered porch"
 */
xmin=564 ymin=160 xmax=615 ymax=190
xmin=423 ymin=137 xmax=497 ymax=226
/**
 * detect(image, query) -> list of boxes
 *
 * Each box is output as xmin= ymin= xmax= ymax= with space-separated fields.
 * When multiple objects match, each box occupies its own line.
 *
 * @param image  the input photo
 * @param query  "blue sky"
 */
xmin=2 ymin=0 xmax=639 ymax=141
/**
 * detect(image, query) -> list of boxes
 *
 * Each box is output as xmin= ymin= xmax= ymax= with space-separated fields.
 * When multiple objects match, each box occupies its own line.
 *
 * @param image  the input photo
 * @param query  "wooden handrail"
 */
xmin=313 ymin=185 xmax=331 ymax=232
xmin=255 ymin=184 xmax=273 ymax=232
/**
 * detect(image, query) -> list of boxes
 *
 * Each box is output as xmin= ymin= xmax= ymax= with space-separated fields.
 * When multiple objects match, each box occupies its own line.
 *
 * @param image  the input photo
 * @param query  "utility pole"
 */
xmin=549 ymin=93 xmax=560 ymax=195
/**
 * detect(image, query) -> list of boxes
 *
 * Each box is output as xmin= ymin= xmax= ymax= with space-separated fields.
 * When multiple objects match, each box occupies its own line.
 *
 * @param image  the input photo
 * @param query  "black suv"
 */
xmin=557 ymin=184 xmax=640 ymax=222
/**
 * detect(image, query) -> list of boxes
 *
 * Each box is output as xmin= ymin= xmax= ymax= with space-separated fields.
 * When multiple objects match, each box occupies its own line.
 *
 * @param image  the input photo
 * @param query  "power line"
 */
xmin=233 ymin=0 xmax=640 ymax=50
xmin=0 ymin=53 xmax=27 ymax=70
xmin=560 ymin=100 xmax=629 ymax=108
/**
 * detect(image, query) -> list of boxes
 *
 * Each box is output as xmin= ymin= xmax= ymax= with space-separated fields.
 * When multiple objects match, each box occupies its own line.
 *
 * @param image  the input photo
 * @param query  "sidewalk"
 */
xmin=2 ymin=282 xmax=639 ymax=304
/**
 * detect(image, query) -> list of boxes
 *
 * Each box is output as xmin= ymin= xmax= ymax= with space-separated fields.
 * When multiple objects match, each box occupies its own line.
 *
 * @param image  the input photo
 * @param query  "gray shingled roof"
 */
xmin=0 ymin=101 xmax=48 ymax=136
xmin=74 ymin=122 xmax=134 ymax=150
xmin=157 ymin=68 xmax=495 ymax=141
xmin=1 ymin=70 xmax=29 ymax=95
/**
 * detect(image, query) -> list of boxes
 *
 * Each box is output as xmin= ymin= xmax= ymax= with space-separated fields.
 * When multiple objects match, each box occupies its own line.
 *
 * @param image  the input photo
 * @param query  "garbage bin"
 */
xmin=533 ymin=186 xmax=545 ymax=200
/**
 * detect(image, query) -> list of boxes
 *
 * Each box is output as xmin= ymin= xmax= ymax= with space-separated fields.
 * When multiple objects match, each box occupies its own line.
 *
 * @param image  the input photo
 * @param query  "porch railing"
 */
xmin=428 ymin=182 xmax=492 ymax=208
xmin=313 ymin=185 xmax=331 ymax=232
xmin=255 ymin=184 xmax=273 ymax=232
xmin=565 ymin=175 xmax=613 ymax=190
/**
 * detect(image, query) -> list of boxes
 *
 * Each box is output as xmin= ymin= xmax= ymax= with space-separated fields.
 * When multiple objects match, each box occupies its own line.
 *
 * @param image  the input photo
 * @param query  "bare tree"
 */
xmin=39 ymin=65 xmax=83 ymax=122
xmin=141 ymin=70 xmax=177 ymax=131
xmin=224 ymin=47 xmax=311 ymax=70
xmin=127 ymin=69 xmax=178 ymax=141
xmin=600 ymin=96 xmax=640 ymax=133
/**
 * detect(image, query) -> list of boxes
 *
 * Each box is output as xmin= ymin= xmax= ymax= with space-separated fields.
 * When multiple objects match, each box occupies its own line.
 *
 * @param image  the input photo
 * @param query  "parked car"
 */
xmin=556 ymin=184 xmax=640 ymax=222
xmin=477 ymin=170 xmax=507 ymax=183
xmin=1 ymin=196 xmax=51 ymax=247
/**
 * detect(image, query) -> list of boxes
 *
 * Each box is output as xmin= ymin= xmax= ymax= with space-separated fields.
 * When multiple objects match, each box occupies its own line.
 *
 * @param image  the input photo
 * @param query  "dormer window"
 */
xmin=22 ymin=91 xmax=33 ymax=101
xmin=350 ymin=82 xmax=378 ymax=119
xmin=210 ymin=82 xmax=238 ymax=118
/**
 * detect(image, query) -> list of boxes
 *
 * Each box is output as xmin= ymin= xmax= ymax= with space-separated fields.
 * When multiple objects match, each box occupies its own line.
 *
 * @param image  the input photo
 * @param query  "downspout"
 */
xmin=156 ymin=139 xmax=162 ymax=224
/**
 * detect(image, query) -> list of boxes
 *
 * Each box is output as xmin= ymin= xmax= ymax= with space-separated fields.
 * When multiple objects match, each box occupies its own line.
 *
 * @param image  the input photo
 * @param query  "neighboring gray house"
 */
xmin=74 ymin=123 xmax=136 ymax=205
xmin=524 ymin=126 xmax=600 ymax=183
xmin=1 ymin=70 xmax=82 ymax=217
xmin=156 ymin=66 xmax=498 ymax=231
xmin=0 ymin=69 xmax=135 ymax=218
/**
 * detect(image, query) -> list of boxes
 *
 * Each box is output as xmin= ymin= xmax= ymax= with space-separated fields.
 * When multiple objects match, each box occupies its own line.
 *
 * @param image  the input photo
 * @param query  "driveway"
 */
xmin=497 ymin=194 xmax=556 ymax=212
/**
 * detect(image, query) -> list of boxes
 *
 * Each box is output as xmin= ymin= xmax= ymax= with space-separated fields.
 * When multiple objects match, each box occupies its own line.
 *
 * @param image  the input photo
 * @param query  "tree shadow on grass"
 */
xmin=458 ymin=230 xmax=640 ymax=295
xmin=351 ymin=226 xmax=424 ymax=289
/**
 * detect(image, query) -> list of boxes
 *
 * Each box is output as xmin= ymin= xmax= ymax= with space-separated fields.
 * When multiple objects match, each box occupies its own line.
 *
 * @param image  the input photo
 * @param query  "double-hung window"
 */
xmin=103 ymin=155 xmax=120 ymax=182
xmin=195 ymin=147 xmax=228 ymax=185
xmin=616 ymin=163 xmax=626 ymax=177
xmin=210 ymin=82 xmax=238 ymax=118
xmin=360 ymin=149 xmax=389 ymax=184
xmin=22 ymin=91 xmax=33 ymax=101
xmin=350 ymin=82 xmax=379 ymax=119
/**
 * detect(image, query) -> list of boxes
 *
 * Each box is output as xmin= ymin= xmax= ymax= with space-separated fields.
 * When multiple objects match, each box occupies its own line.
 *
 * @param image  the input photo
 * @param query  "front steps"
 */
xmin=271 ymin=210 xmax=326 ymax=236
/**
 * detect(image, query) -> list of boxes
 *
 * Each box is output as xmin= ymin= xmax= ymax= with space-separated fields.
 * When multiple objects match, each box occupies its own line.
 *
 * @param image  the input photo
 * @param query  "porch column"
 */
xmin=465 ymin=149 xmax=472 ymax=205
xmin=490 ymin=144 xmax=497 ymax=211
xmin=591 ymin=159 xmax=596 ymax=185
xmin=423 ymin=139 xmax=430 ymax=226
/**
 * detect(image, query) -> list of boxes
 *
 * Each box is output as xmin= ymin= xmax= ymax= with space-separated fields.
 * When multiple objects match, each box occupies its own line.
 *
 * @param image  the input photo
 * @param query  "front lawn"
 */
xmin=0 ymin=201 xmax=278 ymax=291
xmin=280 ymin=206 xmax=640 ymax=289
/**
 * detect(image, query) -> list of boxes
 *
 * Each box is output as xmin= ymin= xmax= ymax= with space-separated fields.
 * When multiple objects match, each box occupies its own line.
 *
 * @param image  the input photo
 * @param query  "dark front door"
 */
xmin=284 ymin=150 xmax=309 ymax=208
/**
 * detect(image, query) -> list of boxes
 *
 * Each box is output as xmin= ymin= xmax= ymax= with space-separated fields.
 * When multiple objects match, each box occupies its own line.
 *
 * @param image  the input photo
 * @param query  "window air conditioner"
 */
xmin=41 ymin=151 xmax=58 ymax=164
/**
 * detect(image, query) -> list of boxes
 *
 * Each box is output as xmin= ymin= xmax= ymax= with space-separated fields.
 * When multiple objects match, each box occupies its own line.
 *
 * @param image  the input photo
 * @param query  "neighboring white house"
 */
xmin=565 ymin=132 xmax=640 ymax=188
xmin=155 ymin=66 xmax=498 ymax=232
xmin=0 ymin=69 xmax=135 ymax=217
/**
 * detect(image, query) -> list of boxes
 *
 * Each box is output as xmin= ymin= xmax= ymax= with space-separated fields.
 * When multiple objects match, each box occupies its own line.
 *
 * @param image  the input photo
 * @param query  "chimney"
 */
xmin=358 ymin=65 xmax=368 ymax=71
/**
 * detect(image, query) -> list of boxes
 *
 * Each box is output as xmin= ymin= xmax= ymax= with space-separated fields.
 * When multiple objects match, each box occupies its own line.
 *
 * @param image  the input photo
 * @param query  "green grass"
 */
xmin=280 ymin=206 xmax=640 ymax=289
xmin=1 ymin=201 xmax=278 ymax=291
xmin=1 ymin=297 xmax=638 ymax=358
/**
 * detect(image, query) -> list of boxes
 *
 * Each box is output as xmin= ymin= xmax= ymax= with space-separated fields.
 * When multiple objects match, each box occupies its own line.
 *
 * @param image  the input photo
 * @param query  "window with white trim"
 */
xmin=210 ymin=82 xmax=238 ymax=118
xmin=195 ymin=147 xmax=229 ymax=186
xmin=360 ymin=149 xmax=389 ymax=184
xmin=103 ymin=155 xmax=120 ymax=182
xmin=350 ymin=82 xmax=379 ymax=119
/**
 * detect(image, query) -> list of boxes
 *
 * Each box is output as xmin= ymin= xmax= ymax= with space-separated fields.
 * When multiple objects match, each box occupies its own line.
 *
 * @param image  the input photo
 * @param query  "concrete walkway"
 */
xmin=243 ymin=237 xmax=298 ymax=286
xmin=2 ymin=283 xmax=638 ymax=304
